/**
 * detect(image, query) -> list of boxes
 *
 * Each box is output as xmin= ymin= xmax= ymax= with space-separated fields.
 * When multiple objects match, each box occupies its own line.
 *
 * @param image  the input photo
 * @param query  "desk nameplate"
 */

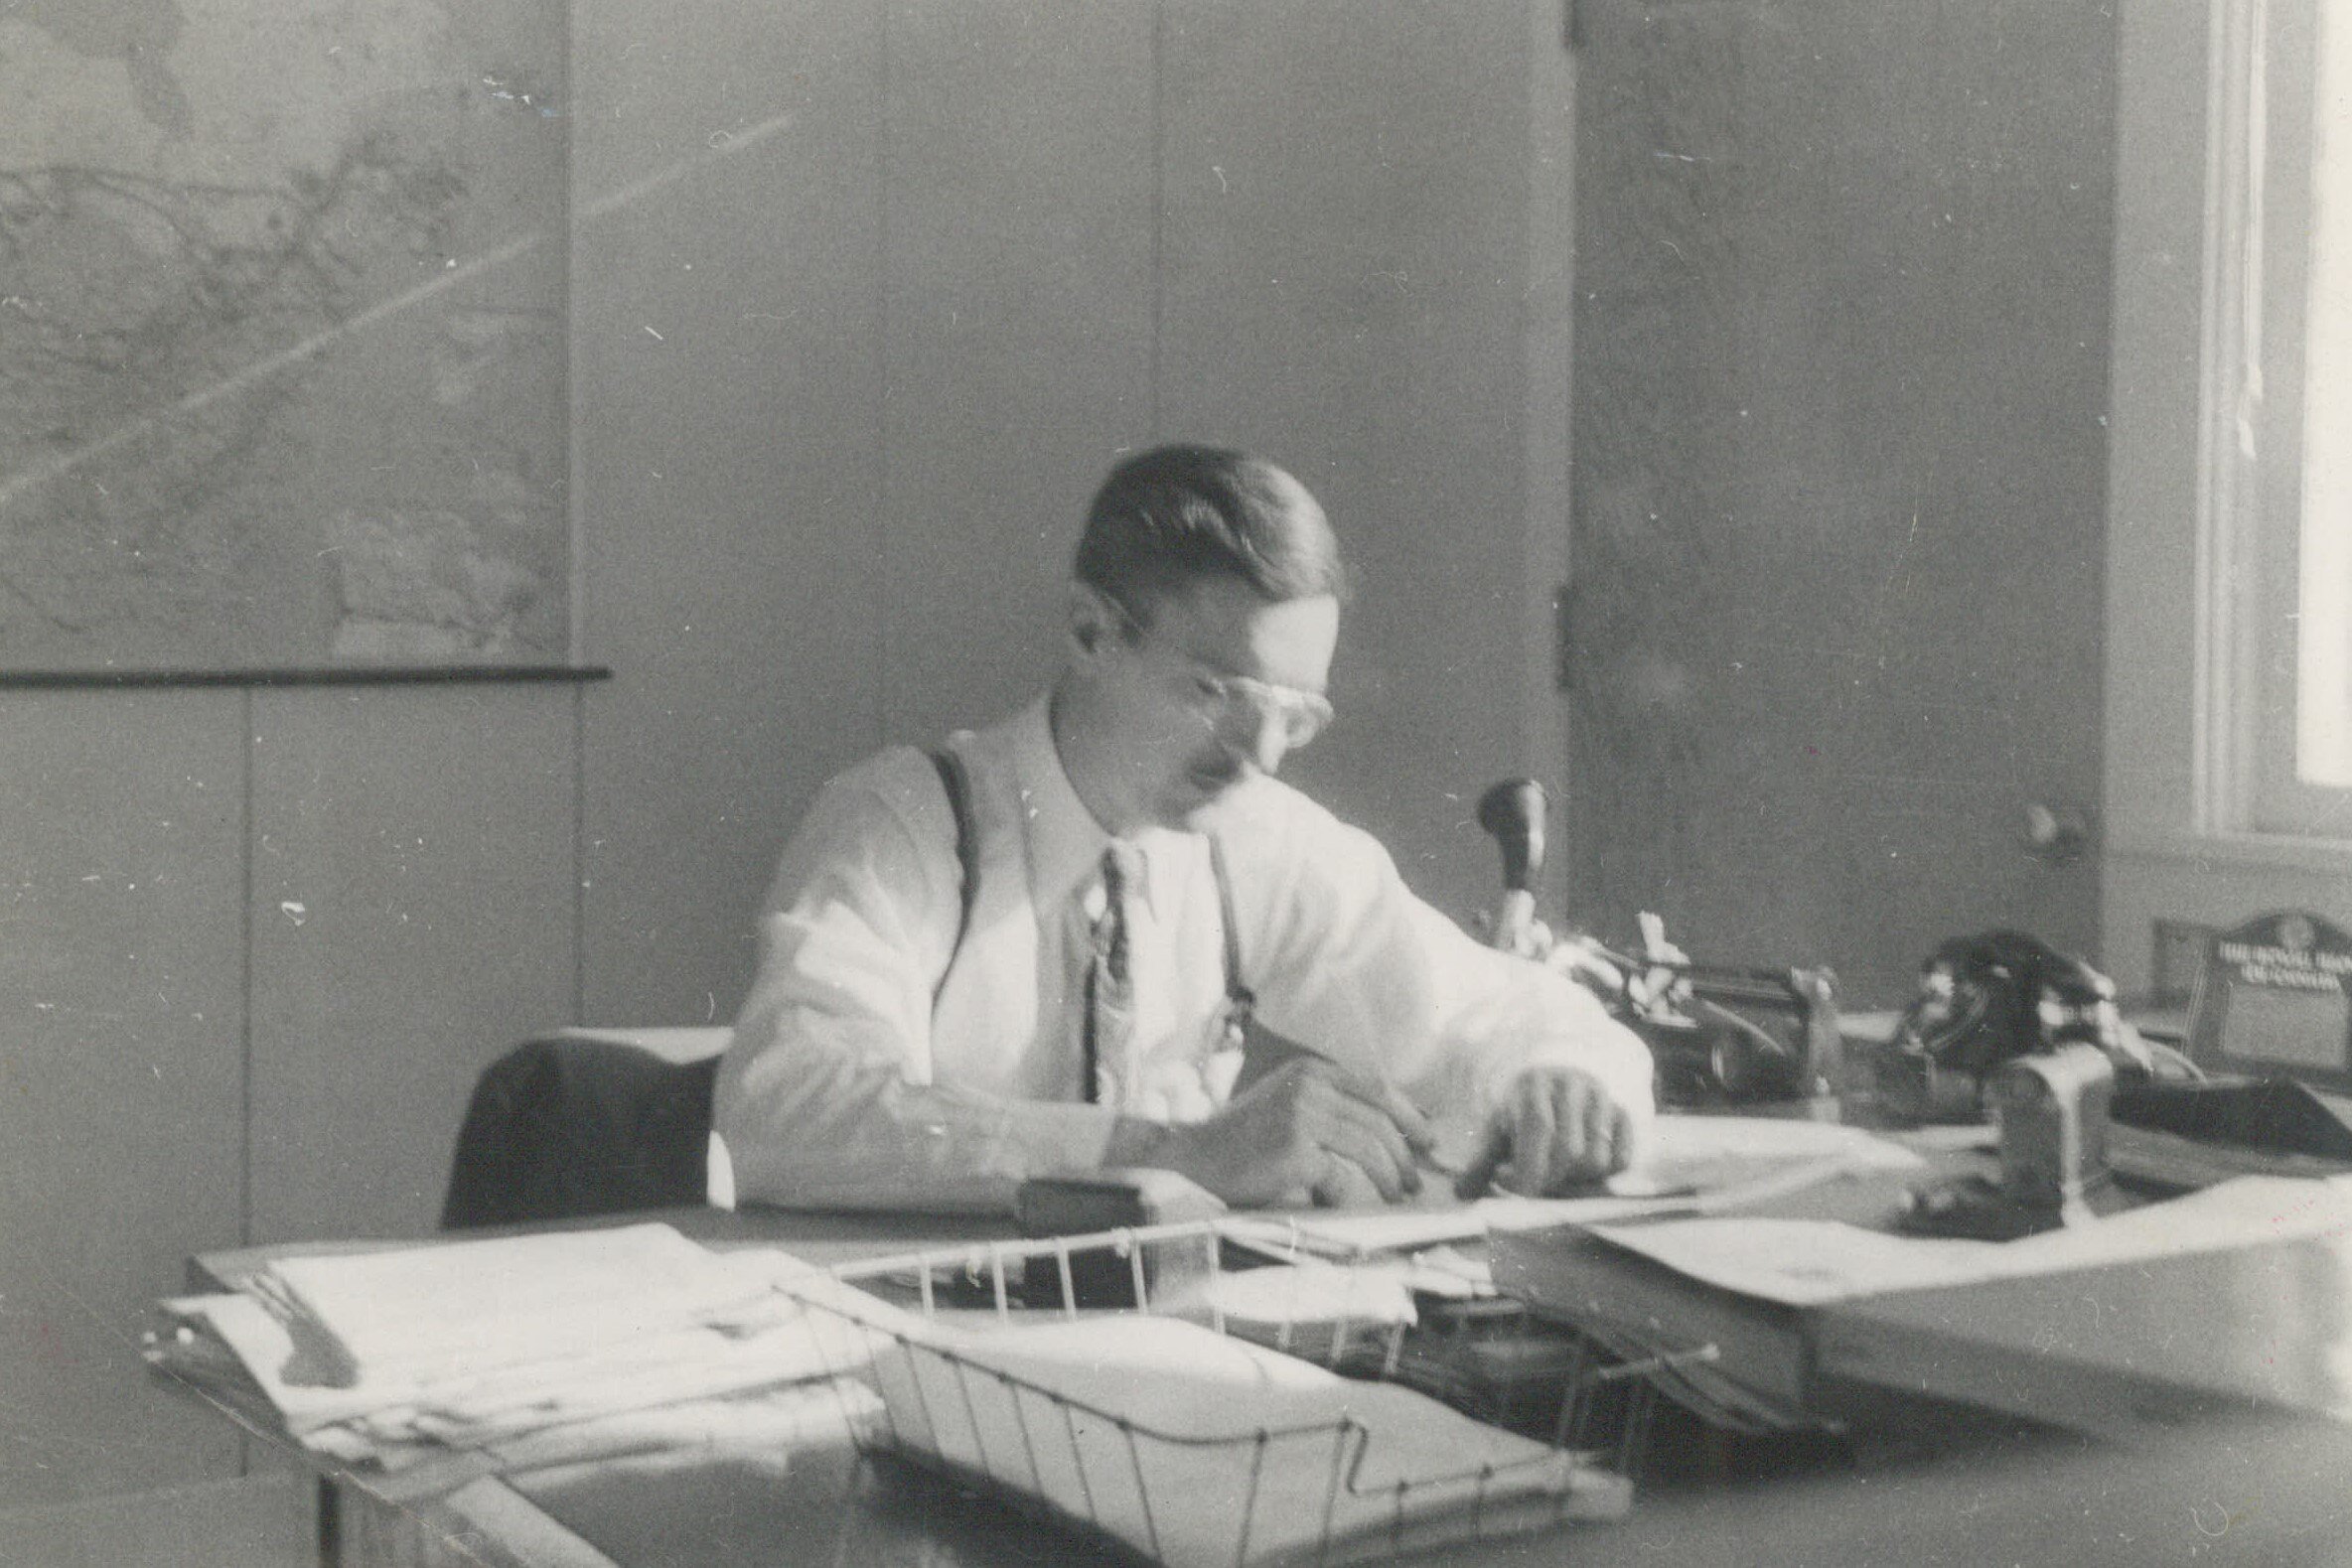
xmin=2187 ymin=911 xmax=2352 ymax=1092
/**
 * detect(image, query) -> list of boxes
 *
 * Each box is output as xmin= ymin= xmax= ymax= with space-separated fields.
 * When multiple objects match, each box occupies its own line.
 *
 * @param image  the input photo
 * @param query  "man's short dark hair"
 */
xmin=1075 ymin=444 xmax=1346 ymax=623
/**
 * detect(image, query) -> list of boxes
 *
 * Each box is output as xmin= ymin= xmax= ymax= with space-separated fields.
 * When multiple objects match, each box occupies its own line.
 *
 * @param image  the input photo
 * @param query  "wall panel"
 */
xmin=878 ymin=0 xmax=1157 ymax=745
xmin=1160 ymin=0 xmax=1548 ymax=926
xmin=573 ymin=0 xmax=888 ymax=1025
xmin=247 ymin=687 xmax=575 ymax=1242
xmin=0 ymin=694 xmax=244 ymax=1506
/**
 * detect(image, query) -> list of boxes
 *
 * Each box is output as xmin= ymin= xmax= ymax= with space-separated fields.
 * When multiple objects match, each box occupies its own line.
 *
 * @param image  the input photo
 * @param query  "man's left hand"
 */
xmin=1454 ymin=1064 xmax=1639 ymax=1198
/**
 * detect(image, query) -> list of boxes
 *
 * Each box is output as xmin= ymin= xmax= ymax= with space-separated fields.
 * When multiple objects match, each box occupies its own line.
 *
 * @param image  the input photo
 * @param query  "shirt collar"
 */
xmin=1009 ymin=694 xmax=1170 ymax=918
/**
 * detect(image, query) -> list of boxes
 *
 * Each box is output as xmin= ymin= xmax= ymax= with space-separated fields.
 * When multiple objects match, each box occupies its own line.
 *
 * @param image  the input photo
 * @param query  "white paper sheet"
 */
xmin=1219 ymin=1116 xmax=1925 ymax=1259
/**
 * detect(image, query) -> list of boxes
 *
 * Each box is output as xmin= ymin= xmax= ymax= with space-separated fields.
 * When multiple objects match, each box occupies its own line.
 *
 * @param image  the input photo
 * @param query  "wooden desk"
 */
xmin=507 ymin=1410 xmax=2352 ymax=1568
xmin=311 ymin=1388 xmax=2352 ymax=1567
xmin=190 ymin=1204 xmax=2352 ymax=1568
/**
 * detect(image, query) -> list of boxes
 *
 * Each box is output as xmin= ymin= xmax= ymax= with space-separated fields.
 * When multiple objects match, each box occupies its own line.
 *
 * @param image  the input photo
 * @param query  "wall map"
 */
xmin=0 ymin=0 xmax=568 ymax=669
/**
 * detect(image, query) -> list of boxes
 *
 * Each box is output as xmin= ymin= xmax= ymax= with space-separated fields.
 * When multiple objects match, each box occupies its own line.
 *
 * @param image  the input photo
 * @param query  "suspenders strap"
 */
xmin=926 ymin=746 xmax=979 ymax=1000
xmin=1207 ymin=835 xmax=1255 ymax=1033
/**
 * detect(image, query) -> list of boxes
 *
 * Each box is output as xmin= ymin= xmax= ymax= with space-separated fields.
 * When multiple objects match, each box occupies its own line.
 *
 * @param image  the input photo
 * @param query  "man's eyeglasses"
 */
xmin=1101 ymin=592 xmax=1335 ymax=750
xmin=1175 ymin=666 xmax=1334 ymax=750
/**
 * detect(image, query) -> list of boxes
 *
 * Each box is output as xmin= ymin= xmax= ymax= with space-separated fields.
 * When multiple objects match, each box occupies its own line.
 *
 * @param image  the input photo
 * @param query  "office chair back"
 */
xmin=442 ymin=1035 xmax=722 ymax=1229
xmin=440 ymin=749 xmax=977 ymax=1229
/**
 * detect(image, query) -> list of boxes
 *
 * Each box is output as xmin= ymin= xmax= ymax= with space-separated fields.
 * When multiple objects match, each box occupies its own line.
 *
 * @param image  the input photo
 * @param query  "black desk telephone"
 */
xmin=1881 ymin=927 xmax=2352 ymax=1226
xmin=1875 ymin=930 xmax=2152 ymax=1124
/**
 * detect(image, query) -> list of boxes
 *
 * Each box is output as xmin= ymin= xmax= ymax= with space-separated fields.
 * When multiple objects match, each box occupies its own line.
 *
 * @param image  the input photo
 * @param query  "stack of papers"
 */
xmin=147 ymin=1224 xmax=895 ymax=1496
xmin=247 ymin=1223 xmax=791 ymax=1388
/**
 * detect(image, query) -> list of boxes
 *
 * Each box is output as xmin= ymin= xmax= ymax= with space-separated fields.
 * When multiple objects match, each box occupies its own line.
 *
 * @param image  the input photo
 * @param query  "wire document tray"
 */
xmin=780 ymin=1219 xmax=1688 ymax=1568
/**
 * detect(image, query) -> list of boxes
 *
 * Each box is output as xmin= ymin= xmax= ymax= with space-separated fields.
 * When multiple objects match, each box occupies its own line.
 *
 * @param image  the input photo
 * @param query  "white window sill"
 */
xmin=2108 ymin=829 xmax=2352 ymax=875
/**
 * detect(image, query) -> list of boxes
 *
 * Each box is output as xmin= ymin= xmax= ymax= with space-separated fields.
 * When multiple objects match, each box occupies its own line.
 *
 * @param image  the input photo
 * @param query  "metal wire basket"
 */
xmin=778 ymin=1217 xmax=1690 ymax=1568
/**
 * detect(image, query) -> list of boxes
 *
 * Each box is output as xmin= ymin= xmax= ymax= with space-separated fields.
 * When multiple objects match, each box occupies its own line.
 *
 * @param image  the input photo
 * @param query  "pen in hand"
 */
xmin=1251 ymin=1039 xmax=1443 ymax=1203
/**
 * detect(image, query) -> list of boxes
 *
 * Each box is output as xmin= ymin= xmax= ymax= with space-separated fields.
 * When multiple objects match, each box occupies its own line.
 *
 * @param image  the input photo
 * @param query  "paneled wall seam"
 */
xmin=873 ymin=1 xmax=895 ymax=750
xmin=1523 ymin=0 xmax=1575 ymax=904
xmin=238 ymin=685 xmax=255 ymax=1250
xmin=572 ymin=682 xmax=586 ymax=1025
xmin=1517 ymin=24 xmax=1538 ymax=783
xmin=1151 ymin=0 xmax=1166 ymax=437
xmin=561 ymin=0 xmax=584 ymax=665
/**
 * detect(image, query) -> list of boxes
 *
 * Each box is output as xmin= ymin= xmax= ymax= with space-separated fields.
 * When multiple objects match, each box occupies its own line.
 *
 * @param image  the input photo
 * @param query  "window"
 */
xmin=2101 ymin=0 xmax=2352 ymax=995
xmin=2206 ymin=0 xmax=2352 ymax=837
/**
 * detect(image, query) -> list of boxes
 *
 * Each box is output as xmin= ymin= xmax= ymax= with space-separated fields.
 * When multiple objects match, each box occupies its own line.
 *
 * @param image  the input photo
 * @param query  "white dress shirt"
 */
xmin=714 ymin=697 xmax=1655 ymax=1212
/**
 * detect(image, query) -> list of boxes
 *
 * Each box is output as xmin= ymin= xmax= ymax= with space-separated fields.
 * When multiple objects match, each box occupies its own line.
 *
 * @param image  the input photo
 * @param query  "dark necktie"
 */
xmin=1083 ymin=842 xmax=1142 ymax=1105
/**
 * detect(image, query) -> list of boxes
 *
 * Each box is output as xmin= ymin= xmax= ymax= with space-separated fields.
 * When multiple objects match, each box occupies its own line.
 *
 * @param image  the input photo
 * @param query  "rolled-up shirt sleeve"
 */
xmin=714 ymin=756 xmax=1117 ymax=1213
xmin=1230 ymin=787 xmax=1657 ymax=1168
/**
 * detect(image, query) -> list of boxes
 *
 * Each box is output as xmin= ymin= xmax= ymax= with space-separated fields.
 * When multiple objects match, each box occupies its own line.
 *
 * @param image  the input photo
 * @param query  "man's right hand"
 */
xmin=1112 ymin=1057 xmax=1435 ymax=1208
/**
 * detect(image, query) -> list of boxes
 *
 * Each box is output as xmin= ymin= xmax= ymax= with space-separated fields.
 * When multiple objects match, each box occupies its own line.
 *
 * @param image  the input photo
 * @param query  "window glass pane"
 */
xmin=2302 ymin=0 xmax=2352 ymax=785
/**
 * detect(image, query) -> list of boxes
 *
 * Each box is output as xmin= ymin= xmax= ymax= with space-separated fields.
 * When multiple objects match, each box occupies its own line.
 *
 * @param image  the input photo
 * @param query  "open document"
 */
xmin=1224 ymin=1114 xmax=1926 ymax=1260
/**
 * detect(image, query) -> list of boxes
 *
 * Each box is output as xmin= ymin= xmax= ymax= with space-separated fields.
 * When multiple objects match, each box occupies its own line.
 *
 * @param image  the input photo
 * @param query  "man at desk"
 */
xmin=715 ymin=444 xmax=1654 ymax=1212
